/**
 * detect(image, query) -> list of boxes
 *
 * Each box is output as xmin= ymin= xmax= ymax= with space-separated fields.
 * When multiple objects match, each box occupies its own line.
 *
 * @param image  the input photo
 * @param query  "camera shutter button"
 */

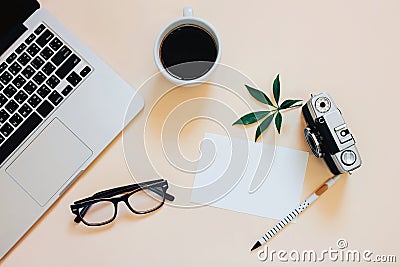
xmin=341 ymin=150 xmax=356 ymax=166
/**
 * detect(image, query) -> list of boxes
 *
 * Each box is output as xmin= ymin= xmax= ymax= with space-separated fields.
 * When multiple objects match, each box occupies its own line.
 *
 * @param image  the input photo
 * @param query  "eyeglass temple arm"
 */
xmin=88 ymin=182 xmax=175 ymax=201
xmin=149 ymin=188 xmax=175 ymax=201
xmin=75 ymin=179 xmax=165 ymax=203
xmin=74 ymin=206 xmax=89 ymax=223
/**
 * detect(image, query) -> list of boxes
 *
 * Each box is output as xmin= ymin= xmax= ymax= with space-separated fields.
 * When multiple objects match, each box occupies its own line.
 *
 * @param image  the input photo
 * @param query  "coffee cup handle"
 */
xmin=183 ymin=6 xmax=193 ymax=17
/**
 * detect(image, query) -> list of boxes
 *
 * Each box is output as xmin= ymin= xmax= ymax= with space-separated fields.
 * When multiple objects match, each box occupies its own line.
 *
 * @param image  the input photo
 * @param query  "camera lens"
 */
xmin=341 ymin=150 xmax=357 ymax=166
xmin=304 ymin=127 xmax=324 ymax=158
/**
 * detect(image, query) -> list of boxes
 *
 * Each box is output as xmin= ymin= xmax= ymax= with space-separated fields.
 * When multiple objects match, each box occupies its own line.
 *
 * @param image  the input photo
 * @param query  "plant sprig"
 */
xmin=233 ymin=74 xmax=302 ymax=141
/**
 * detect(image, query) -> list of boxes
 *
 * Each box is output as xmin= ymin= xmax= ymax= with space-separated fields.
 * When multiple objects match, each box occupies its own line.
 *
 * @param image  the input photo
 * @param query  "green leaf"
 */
xmin=275 ymin=112 xmax=282 ymax=134
xmin=255 ymin=114 xmax=275 ymax=141
xmin=288 ymin=104 xmax=302 ymax=108
xmin=279 ymin=99 xmax=302 ymax=110
xmin=232 ymin=111 xmax=272 ymax=125
xmin=245 ymin=85 xmax=274 ymax=107
xmin=273 ymin=74 xmax=280 ymax=105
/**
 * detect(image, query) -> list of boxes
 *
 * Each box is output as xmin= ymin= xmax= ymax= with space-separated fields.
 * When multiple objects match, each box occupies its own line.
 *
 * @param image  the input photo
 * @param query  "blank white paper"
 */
xmin=191 ymin=133 xmax=309 ymax=220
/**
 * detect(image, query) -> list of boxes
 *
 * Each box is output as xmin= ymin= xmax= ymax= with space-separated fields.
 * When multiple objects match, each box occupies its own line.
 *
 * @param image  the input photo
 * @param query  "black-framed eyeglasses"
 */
xmin=70 ymin=179 xmax=175 ymax=226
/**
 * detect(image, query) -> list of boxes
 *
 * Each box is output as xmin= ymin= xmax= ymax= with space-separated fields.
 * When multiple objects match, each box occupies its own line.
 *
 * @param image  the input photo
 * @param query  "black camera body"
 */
xmin=302 ymin=93 xmax=361 ymax=174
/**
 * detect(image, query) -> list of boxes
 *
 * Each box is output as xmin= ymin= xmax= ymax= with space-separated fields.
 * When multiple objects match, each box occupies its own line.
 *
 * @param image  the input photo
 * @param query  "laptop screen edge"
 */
xmin=0 ymin=0 xmax=40 ymax=55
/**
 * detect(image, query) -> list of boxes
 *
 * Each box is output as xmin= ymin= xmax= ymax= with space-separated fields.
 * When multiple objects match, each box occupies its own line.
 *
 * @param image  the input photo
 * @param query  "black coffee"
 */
xmin=160 ymin=25 xmax=218 ymax=80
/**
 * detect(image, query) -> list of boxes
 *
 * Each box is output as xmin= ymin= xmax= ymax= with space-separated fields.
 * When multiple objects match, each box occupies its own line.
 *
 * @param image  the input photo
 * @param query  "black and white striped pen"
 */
xmin=251 ymin=175 xmax=341 ymax=251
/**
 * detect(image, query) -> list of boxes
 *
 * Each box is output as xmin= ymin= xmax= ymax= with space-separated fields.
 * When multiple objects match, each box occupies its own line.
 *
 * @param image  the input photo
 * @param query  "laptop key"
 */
xmin=33 ymin=71 xmax=46 ymax=85
xmin=56 ymin=54 xmax=81 ymax=79
xmin=66 ymin=71 xmax=82 ymax=86
xmin=8 ymin=62 xmax=22 ymax=75
xmin=17 ymin=52 xmax=31 ymax=66
xmin=6 ymin=53 xmax=17 ymax=64
xmin=0 ymin=112 xmax=43 ymax=166
xmin=15 ymin=43 xmax=27 ymax=54
xmin=27 ymin=43 xmax=40 ymax=57
xmin=36 ymin=29 xmax=54 ymax=47
xmin=42 ymin=62 xmax=56 ymax=75
xmin=48 ymin=91 xmax=63 ymax=106
xmin=49 ymin=37 xmax=63 ymax=51
xmin=31 ymin=56 xmax=45 ymax=70
xmin=14 ymin=91 xmax=28 ymax=104
xmin=37 ymin=85 xmax=51 ymax=98
xmin=0 ymin=62 xmax=7 ymax=74
xmin=61 ymin=85 xmax=73 ymax=96
xmin=0 ymin=71 xmax=13 ymax=85
xmin=0 ymin=122 xmax=13 ymax=137
xmin=37 ymin=100 xmax=54 ymax=118
xmin=3 ymin=85 xmax=17 ymax=98
xmin=0 ymin=94 xmax=7 ymax=107
xmin=28 ymin=94 xmax=41 ymax=108
xmin=9 ymin=113 xmax=23 ymax=127
xmin=21 ymin=65 xmax=36 ymax=79
xmin=8 ymin=97 xmax=22 ymax=114
xmin=46 ymin=75 xmax=60 ymax=89
xmin=23 ymin=81 xmax=37 ymax=95
xmin=25 ymin=33 xmax=36 ymax=45
xmin=5 ymin=100 xmax=19 ymax=114
xmin=0 ymin=110 xmax=10 ymax=123
xmin=34 ymin=24 xmax=46 ymax=35
xmin=0 ymin=134 xmax=4 ymax=144
xmin=40 ymin=47 xmax=54 ymax=60
xmin=51 ymin=45 xmax=72 ymax=66
xmin=12 ymin=75 xmax=27 ymax=89
xmin=80 ymin=66 xmax=91 ymax=77
xmin=18 ymin=103 xmax=33 ymax=118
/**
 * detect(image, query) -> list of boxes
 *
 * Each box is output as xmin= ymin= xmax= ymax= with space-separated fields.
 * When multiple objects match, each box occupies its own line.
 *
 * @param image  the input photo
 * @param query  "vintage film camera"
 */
xmin=302 ymin=93 xmax=361 ymax=174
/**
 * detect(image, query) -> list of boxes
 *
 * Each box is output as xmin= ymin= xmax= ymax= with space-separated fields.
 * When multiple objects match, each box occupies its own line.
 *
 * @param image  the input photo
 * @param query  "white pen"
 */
xmin=251 ymin=175 xmax=341 ymax=251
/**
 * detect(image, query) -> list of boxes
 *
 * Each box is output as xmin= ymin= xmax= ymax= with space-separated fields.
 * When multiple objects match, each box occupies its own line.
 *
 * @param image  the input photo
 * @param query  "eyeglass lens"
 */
xmin=128 ymin=187 xmax=165 ymax=213
xmin=83 ymin=201 xmax=115 ymax=225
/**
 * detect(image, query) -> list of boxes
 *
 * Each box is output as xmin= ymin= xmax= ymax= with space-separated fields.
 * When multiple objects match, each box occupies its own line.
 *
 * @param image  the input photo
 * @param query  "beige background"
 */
xmin=2 ymin=0 xmax=400 ymax=266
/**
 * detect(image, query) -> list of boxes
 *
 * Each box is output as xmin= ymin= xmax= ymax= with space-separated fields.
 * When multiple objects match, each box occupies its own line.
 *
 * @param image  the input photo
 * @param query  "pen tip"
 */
xmin=251 ymin=241 xmax=261 ymax=251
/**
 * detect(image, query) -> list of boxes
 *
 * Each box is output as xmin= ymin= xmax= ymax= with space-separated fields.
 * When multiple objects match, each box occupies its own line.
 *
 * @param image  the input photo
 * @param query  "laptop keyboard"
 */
xmin=0 ymin=24 xmax=93 ymax=166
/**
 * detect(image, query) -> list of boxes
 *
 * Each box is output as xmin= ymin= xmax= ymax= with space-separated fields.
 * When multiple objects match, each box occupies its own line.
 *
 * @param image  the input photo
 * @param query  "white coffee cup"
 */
xmin=154 ymin=7 xmax=221 ymax=86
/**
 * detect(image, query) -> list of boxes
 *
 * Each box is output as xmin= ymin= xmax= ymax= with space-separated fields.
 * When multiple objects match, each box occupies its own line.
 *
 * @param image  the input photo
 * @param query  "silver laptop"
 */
xmin=0 ymin=0 xmax=144 ymax=258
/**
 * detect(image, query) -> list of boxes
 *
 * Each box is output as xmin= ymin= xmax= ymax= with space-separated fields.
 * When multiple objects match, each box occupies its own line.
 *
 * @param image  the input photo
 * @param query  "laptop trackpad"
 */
xmin=6 ymin=118 xmax=92 ymax=206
